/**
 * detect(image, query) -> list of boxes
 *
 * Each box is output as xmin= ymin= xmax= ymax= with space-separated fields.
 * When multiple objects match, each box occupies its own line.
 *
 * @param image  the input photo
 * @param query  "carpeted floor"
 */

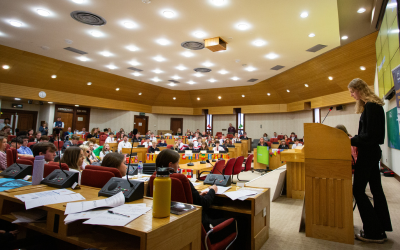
xmin=234 ymin=166 xmax=399 ymax=249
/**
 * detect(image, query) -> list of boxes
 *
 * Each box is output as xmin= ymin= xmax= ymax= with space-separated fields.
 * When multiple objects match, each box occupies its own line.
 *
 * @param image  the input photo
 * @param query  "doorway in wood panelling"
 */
xmin=170 ymin=118 xmax=183 ymax=135
xmin=134 ymin=115 xmax=148 ymax=136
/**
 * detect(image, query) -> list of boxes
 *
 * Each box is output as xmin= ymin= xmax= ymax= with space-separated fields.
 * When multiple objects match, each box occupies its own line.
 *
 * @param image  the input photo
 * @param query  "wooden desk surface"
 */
xmin=280 ymin=148 xmax=305 ymax=163
xmin=179 ymin=162 xmax=212 ymax=171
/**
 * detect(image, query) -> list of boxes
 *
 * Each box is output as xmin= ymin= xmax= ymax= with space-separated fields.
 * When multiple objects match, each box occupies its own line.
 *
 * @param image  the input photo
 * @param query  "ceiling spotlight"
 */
xmin=305 ymin=84 xmax=309 ymax=87
xmin=122 ymin=21 xmax=136 ymax=29
xmin=309 ymin=33 xmax=315 ymax=37
xmin=173 ymin=97 xmax=176 ymax=100
xmin=211 ymin=0 xmax=225 ymax=6
xmin=300 ymin=12 xmax=309 ymax=18
xmin=168 ymin=83 xmax=177 ymax=86
xmin=129 ymin=61 xmax=140 ymax=66
xmin=187 ymin=80 xmax=196 ymax=84
xmin=75 ymin=105 xmax=79 ymax=107
xmin=218 ymin=96 xmax=221 ymax=99
xmin=182 ymin=51 xmax=194 ymax=57
xmin=77 ymin=56 xmax=89 ymax=61
xmin=360 ymin=66 xmax=366 ymax=70
xmin=357 ymin=8 xmax=366 ymax=13
xmin=231 ymin=77 xmax=239 ymax=81
xmin=252 ymin=39 xmax=266 ymax=46
xmin=218 ymin=70 xmax=228 ymax=74
xmin=194 ymin=73 xmax=203 ymax=77
xmin=153 ymin=56 xmax=166 ymax=62
xmin=156 ymin=38 xmax=170 ymax=45
xmin=267 ymin=93 xmax=271 ymax=96
xmin=242 ymin=95 xmax=245 ymax=97
xmin=151 ymin=77 xmax=162 ymax=82
xmin=266 ymin=53 xmax=279 ymax=59
xmin=15 ymin=98 xmax=21 ymax=101
xmin=341 ymin=36 xmax=348 ymax=40
xmin=203 ymin=62 xmax=214 ymax=67
xmin=152 ymin=69 xmax=163 ymax=74
xmin=237 ymin=23 xmax=250 ymax=30
xmin=115 ymin=88 xmax=120 ymax=91
xmin=163 ymin=10 xmax=175 ymax=18
xmin=48 ymin=102 xmax=53 ymax=104
xmin=132 ymin=72 xmax=141 ymax=76
xmin=208 ymin=79 xmax=216 ymax=82
xmin=2 ymin=65 xmax=10 ymax=69
xmin=51 ymin=75 xmax=57 ymax=78
xmin=328 ymin=76 xmax=333 ymax=80
xmin=106 ymin=65 xmax=117 ymax=69
xmin=87 ymin=82 xmax=92 ymax=85
xmin=36 ymin=9 xmax=51 ymax=17
xmin=197 ymin=97 xmax=200 ymax=100
xmin=171 ymin=75 xmax=181 ymax=79
xmin=8 ymin=20 xmax=23 ymax=27
xmin=193 ymin=31 xmax=206 ymax=38
xmin=126 ymin=45 xmax=139 ymax=51
xmin=287 ymin=89 xmax=290 ymax=92
xmin=245 ymin=66 xmax=256 ymax=71
xmin=89 ymin=30 xmax=103 ymax=37
xmin=100 ymin=51 xmax=112 ymax=57
xmin=138 ymin=93 xmax=142 ymax=95
xmin=176 ymin=65 xmax=187 ymax=70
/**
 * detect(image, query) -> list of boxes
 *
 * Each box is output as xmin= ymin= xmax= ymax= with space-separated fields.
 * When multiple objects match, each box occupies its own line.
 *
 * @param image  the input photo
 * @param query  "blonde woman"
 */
xmin=348 ymin=78 xmax=391 ymax=243
xmin=79 ymin=144 xmax=91 ymax=169
xmin=100 ymin=143 xmax=111 ymax=160
xmin=61 ymin=147 xmax=84 ymax=184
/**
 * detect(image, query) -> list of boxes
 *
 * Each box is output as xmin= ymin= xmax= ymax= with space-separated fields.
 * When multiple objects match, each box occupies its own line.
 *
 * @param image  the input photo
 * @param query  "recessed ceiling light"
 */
xmin=77 ymin=56 xmax=89 ymax=61
xmin=252 ymin=39 xmax=266 ymax=46
xmin=48 ymin=102 xmax=53 ymax=104
xmin=360 ymin=66 xmax=366 ymax=70
xmin=193 ymin=31 xmax=206 ymax=38
xmin=168 ymin=83 xmax=177 ymax=86
xmin=245 ymin=66 xmax=256 ymax=71
xmin=115 ymin=88 xmax=120 ymax=91
xmin=15 ymin=98 xmax=21 ymax=101
xmin=305 ymin=84 xmax=309 ymax=87
xmin=242 ymin=95 xmax=245 ymax=97
xmin=156 ymin=38 xmax=170 ymax=45
xmin=126 ymin=45 xmax=139 ymax=51
xmin=357 ymin=8 xmax=366 ymax=13
xmin=176 ymin=65 xmax=187 ymax=70
xmin=36 ymin=9 xmax=51 ymax=17
xmin=89 ymin=30 xmax=103 ymax=37
xmin=129 ymin=61 xmax=140 ymax=66
xmin=100 ymin=51 xmax=112 ymax=57
xmin=8 ymin=20 xmax=23 ymax=27
xmin=309 ymin=33 xmax=315 ymax=37
xmin=211 ymin=0 xmax=225 ymax=6
xmin=287 ymin=90 xmax=290 ymax=92
xmin=218 ymin=96 xmax=221 ymax=99
xmin=122 ymin=21 xmax=136 ymax=29
xmin=171 ymin=75 xmax=181 ymax=79
xmin=194 ymin=73 xmax=203 ymax=77
xmin=203 ymin=62 xmax=214 ymax=67
xmin=197 ymin=97 xmax=200 ymax=100
xmin=341 ymin=36 xmax=348 ymax=40
xmin=237 ymin=23 xmax=250 ymax=30
xmin=75 ymin=105 xmax=79 ymax=107
xmin=173 ymin=97 xmax=176 ymax=100
xmin=87 ymin=82 xmax=92 ymax=85
xmin=51 ymin=75 xmax=57 ymax=78
xmin=153 ymin=56 xmax=166 ymax=62
xmin=152 ymin=69 xmax=163 ymax=74
xmin=2 ymin=65 xmax=10 ymax=69
xmin=208 ymin=79 xmax=216 ymax=82
xmin=106 ymin=65 xmax=117 ymax=70
xmin=266 ymin=53 xmax=279 ymax=59
xmin=267 ymin=93 xmax=271 ymax=96
xmin=218 ymin=70 xmax=228 ymax=74
xmin=132 ymin=72 xmax=142 ymax=76
xmin=300 ymin=12 xmax=308 ymax=18
xmin=187 ymin=80 xmax=196 ymax=84
xmin=151 ymin=77 xmax=162 ymax=82
xmin=71 ymin=0 xmax=84 ymax=3
xmin=162 ymin=10 xmax=175 ymax=18
xmin=231 ymin=77 xmax=240 ymax=81
xmin=328 ymin=76 xmax=333 ymax=80
xmin=182 ymin=51 xmax=194 ymax=57
xmin=138 ymin=93 xmax=142 ymax=95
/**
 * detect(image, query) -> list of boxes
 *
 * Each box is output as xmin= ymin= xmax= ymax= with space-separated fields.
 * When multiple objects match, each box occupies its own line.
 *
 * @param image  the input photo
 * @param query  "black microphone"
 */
xmin=206 ymin=159 xmax=226 ymax=179
xmin=14 ymin=142 xmax=23 ymax=170
xmin=56 ymin=129 xmax=69 ymax=177
xmin=321 ymin=106 xmax=333 ymax=124
xmin=126 ymin=126 xmax=137 ymax=187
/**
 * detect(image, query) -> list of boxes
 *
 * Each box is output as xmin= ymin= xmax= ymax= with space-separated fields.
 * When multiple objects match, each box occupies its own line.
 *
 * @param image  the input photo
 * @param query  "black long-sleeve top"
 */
xmin=189 ymin=181 xmax=215 ymax=228
xmin=351 ymin=102 xmax=385 ymax=149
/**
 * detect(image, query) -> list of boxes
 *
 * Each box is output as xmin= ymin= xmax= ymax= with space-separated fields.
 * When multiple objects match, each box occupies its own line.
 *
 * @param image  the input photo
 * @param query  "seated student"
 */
xmin=148 ymin=142 xmax=160 ymax=153
xmin=30 ymin=135 xmax=49 ymax=150
xmin=232 ymin=133 xmax=241 ymax=143
xmin=116 ymin=131 xmax=125 ymax=141
xmin=86 ymin=141 xmax=99 ymax=164
xmin=258 ymin=137 xmax=268 ymax=146
xmin=271 ymin=132 xmax=278 ymax=138
xmin=10 ymin=137 xmax=22 ymax=150
xmin=30 ymin=131 xmax=42 ymax=142
xmin=208 ymin=139 xmax=215 ymax=147
xmin=177 ymin=138 xmax=184 ymax=148
xmin=133 ymin=133 xmax=141 ymax=142
xmin=100 ymin=143 xmax=111 ymax=160
xmin=105 ymin=132 xmax=115 ymax=143
xmin=187 ymin=142 xmax=195 ymax=150
xmin=85 ymin=138 xmax=99 ymax=150
xmin=0 ymin=136 xmax=7 ymax=170
xmin=292 ymin=139 xmax=301 ymax=149
xmin=62 ymin=135 xmax=80 ymax=152
xmin=172 ymin=141 xmax=180 ymax=151
xmin=240 ymin=132 xmax=249 ymax=139
xmin=79 ymin=145 xmax=91 ymax=170
xmin=64 ymin=127 xmax=73 ymax=140
xmin=194 ymin=137 xmax=202 ymax=147
xmin=32 ymin=142 xmax=57 ymax=163
xmin=27 ymin=129 xmax=34 ymax=138
xmin=118 ymin=135 xmax=132 ymax=153
xmin=17 ymin=136 xmax=33 ymax=156
xmin=1 ymin=125 xmax=11 ymax=136
xmin=278 ymin=140 xmax=289 ymax=149
xmin=213 ymin=141 xmax=225 ymax=152
xmin=219 ymin=135 xmax=225 ymax=145
xmin=142 ymin=138 xmax=151 ymax=148
xmin=145 ymin=130 xmax=151 ymax=139
xmin=87 ymin=128 xmax=98 ymax=139
xmin=176 ymin=128 xmax=182 ymax=136
xmin=158 ymin=138 xmax=167 ymax=147
xmin=290 ymin=132 xmax=296 ymax=141
xmin=103 ymin=128 xmax=109 ymax=135
xmin=61 ymin=147 xmax=84 ymax=184
xmin=200 ymin=142 xmax=209 ymax=151
xmin=284 ymin=135 xmax=289 ymax=141
xmin=201 ymin=131 xmax=207 ymax=137
xmin=102 ymin=152 xmax=128 ymax=177
xmin=119 ymin=128 xmax=125 ymax=134
xmin=263 ymin=133 xmax=270 ymax=142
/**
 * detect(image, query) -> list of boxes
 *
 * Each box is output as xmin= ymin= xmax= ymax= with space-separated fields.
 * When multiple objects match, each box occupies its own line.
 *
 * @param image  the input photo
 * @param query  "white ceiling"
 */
xmin=0 ymin=0 xmax=342 ymax=90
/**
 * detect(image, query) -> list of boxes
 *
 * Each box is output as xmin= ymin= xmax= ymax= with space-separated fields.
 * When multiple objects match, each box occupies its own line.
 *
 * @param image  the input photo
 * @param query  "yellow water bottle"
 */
xmin=153 ymin=167 xmax=171 ymax=218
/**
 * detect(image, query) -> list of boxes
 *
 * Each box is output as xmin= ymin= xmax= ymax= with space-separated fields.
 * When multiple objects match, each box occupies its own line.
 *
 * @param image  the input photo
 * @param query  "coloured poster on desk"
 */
xmin=387 ymin=107 xmax=400 ymax=150
xmin=0 ymin=178 xmax=31 ymax=192
xmin=391 ymin=65 xmax=400 ymax=137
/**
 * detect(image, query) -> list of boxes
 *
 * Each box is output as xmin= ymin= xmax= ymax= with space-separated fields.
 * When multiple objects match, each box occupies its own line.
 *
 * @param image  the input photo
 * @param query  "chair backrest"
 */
xmin=99 ymin=135 xmax=108 ymax=146
xmin=244 ymin=154 xmax=253 ymax=172
xmin=141 ymin=140 xmax=145 ymax=145
xmin=7 ymin=135 xmax=16 ymax=143
xmin=149 ymin=173 xmax=193 ymax=204
xmin=85 ymin=132 xmax=90 ymax=138
xmin=226 ymin=134 xmax=233 ymax=139
xmin=232 ymin=156 xmax=245 ymax=175
xmin=5 ymin=143 xmax=10 ymax=151
xmin=16 ymin=158 xmax=34 ymax=166
xmin=81 ymin=169 xmax=115 ymax=188
xmin=27 ymin=142 xmax=36 ymax=148
xmin=223 ymin=158 xmax=236 ymax=176
xmin=99 ymin=132 xmax=105 ymax=136
xmin=43 ymin=163 xmax=69 ymax=178
xmin=266 ymin=141 xmax=272 ymax=147
xmin=167 ymin=144 xmax=173 ymax=149
xmin=211 ymin=159 xmax=226 ymax=175
xmin=286 ymin=139 xmax=292 ymax=143
xmin=216 ymin=132 xmax=222 ymax=137
xmin=277 ymin=135 xmax=284 ymax=140
xmin=6 ymin=148 xmax=17 ymax=167
xmin=54 ymin=141 xmax=64 ymax=150
xmin=270 ymin=138 xmax=278 ymax=143
xmin=85 ymin=165 xmax=122 ymax=178
xmin=116 ymin=132 xmax=120 ymax=139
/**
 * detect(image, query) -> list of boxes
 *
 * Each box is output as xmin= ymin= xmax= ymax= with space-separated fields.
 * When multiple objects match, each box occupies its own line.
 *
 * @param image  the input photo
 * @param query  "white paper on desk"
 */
xmin=25 ymin=193 xmax=85 ymax=210
xmin=65 ymin=191 xmax=124 ymax=215
xmin=224 ymin=190 xmax=258 ymax=200
xmin=15 ymin=189 xmax=75 ymax=202
xmin=11 ymin=210 xmax=47 ymax=223
xmin=191 ymin=182 xmax=201 ymax=186
xmin=64 ymin=210 xmax=107 ymax=224
xmin=136 ymin=177 xmax=149 ymax=182
xmin=203 ymin=186 xmax=231 ymax=195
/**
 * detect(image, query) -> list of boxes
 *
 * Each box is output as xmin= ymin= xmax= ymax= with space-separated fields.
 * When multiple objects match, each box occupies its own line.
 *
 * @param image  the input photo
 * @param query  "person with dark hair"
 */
xmin=27 ymin=129 xmax=34 ymax=138
xmin=39 ymin=122 xmax=48 ymax=135
xmin=158 ymin=138 xmax=167 ymax=147
xmin=213 ymin=141 xmax=225 ymax=152
xmin=61 ymin=147 xmax=84 ymax=171
xmin=0 ymin=136 xmax=7 ymax=170
xmin=10 ymin=137 xmax=22 ymax=150
xmin=32 ymin=142 xmax=57 ymax=162
xmin=133 ymin=133 xmax=141 ymax=143
xmin=29 ymin=135 xmax=49 ymax=150
xmin=105 ymin=132 xmax=115 ymax=143
xmin=278 ymin=140 xmax=289 ymax=149
xmin=117 ymin=135 xmax=132 ymax=153
xmin=62 ymin=135 xmax=80 ymax=152
xmin=101 ymin=153 xmax=127 ymax=177
xmin=0 ymin=125 xmax=11 ymax=136
xmin=31 ymin=131 xmax=42 ymax=142
xmin=17 ymin=136 xmax=33 ymax=155
xmin=53 ymin=117 xmax=64 ymax=130
xmin=148 ymin=142 xmax=160 ymax=153
xmin=240 ymin=132 xmax=248 ymax=139
xmin=0 ymin=118 xmax=11 ymax=130
xmin=292 ymin=139 xmax=301 ymax=149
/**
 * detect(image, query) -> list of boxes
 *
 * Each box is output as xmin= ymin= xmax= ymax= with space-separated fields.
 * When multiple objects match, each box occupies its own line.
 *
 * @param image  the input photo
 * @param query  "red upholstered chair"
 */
xmin=167 ymin=144 xmax=173 ymax=149
xmin=201 ymin=218 xmax=238 ymax=250
xmin=99 ymin=132 xmax=105 ymax=136
xmin=6 ymin=148 xmax=17 ymax=167
xmin=116 ymin=132 xmax=120 ymax=139
xmin=99 ymin=135 xmax=108 ymax=146
xmin=198 ymin=159 xmax=226 ymax=181
xmin=16 ymin=158 xmax=34 ymax=166
xmin=141 ymin=140 xmax=145 ymax=145
xmin=5 ymin=144 xmax=10 ymax=151
xmin=78 ymin=140 xmax=83 ymax=145
xmin=223 ymin=158 xmax=236 ymax=176
xmin=277 ymin=135 xmax=284 ymax=140
xmin=43 ymin=163 xmax=69 ymax=178
xmin=270 ymin=138 xmax=278 ymax=143
xmin=81 ymin=169 xmax=115 ymax=188
xmin=54 ymin=141 xmax=64 ymax=151
xmin=84 ymin=132 xmax=90 ymax=138
xmin=27 ymin=142 xmax=36 ymax=148
xmin=266 ymin=141 xmax=272 ymax=147
xmin=85 ymin=165 xmax=122 ymax=178
xmin=231 ymin=156 xmax=244 ymax=180
xmin=226 ymin=134 xmax=233 ymax=139
xmin=242 ymin=154 xmax=253 ymax=172
xmin=149 ymin=173 xmax=193 ymax=203
xmin=157 ymin=140 xmax=161 ymax=144
xmin=216 ymin=132 xmax=222 ymax=138
xmin=7 ymin=135 xmax=16 ymax=143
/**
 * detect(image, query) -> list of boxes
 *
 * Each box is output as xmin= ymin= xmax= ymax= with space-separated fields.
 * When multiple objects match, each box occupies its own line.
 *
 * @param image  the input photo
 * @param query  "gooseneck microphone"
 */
xmin=56 ymin=128 xmax=69 ymax=177
xmin=206 ymin=159 xmax=226 ymax=179
xmin=321 ymin=106 xmax=334 ymax=124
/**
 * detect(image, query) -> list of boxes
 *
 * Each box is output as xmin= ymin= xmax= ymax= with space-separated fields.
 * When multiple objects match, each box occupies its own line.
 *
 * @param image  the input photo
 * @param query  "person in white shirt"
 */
xmin=194 ymin=137 xmax=202 ymax=147
xmin=142 ymin=138 xmax=151 ymax=148
xmin=292 ymin=139 xmax=301 ymax=149
xmin=219 ymin=136 xmax=225 ymax=145
xmin=0 ymin=118 xmax=11 ymax=130
xmin=105 ymin=132 xmax=115 ymax=143
xmin=149 ymin=133 xmax=157 ymax=143
xmin=177 ymin=139 xmax=184 ymax=148
xmin=53 ymin=117 xmax=65 ymax=130
xmin=213 ymin=142 xmax=225 ymax=152
xmin=118 ymin=135 xmax=132 ymax=153
xmin=290 ymin=132 xmax=296 ymax=141
xmin=100 ymin=143 xmax=111 ymax=160
xmin=272 ymin=132 xmax=278 ymax=138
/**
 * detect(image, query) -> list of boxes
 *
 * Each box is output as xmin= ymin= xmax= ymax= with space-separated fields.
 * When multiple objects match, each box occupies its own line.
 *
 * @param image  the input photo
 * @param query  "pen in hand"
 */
xmin=108 ymin=210 xmax=130 ymax=217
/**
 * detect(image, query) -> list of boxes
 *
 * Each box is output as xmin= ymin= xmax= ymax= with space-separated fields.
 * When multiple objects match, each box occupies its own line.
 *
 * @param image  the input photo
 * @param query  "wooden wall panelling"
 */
xmin=208 ymin=106 xmax=235 ymax=115
xmin=241 ymin=104 xmax=285 ymax=114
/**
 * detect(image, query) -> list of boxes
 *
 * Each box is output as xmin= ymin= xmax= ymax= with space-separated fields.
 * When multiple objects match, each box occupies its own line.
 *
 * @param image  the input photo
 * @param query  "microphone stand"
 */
xmin=321 ymin=107 xmax=333 ymax=124
xmin=57 ymin=129 xmax=69 ymax=177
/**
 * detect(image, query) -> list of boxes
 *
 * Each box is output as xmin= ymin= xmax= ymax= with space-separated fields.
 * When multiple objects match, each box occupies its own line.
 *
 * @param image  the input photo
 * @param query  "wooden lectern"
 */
xmin=304 ymin=123 xmax=354 ymax=244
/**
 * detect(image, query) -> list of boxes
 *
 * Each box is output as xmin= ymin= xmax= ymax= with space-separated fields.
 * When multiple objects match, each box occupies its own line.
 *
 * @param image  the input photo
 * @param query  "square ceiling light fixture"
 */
xmin=204 ymin=37 xmax=227 ymax=52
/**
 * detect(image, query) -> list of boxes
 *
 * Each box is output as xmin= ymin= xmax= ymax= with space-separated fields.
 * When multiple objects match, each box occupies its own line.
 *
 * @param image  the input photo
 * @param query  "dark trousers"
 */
xmin=353 ymin=149 xmax=392 ymax=238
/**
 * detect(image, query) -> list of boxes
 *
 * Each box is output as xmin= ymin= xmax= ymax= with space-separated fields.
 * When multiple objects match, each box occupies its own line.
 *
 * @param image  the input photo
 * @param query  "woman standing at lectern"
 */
xmin=348 ymin=78 xmax=392 ymax=243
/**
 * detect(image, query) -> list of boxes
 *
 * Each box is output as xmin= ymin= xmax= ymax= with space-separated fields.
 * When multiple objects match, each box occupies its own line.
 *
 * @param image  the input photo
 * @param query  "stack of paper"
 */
xmin=64 ymin=210 xmax=108 ymax=224
xmin=12 ymin=210 xmax=47 ymax=224
xmin=84 ymin=204 xmax=151 ymax=226
xmin=224 ymin=189 xmax=258 ymax=200
xmin=65 ymin=191 xmax=125 ymax=215
xmin=15 ymin=189 xmax=85 ymax=209
xmin=202 ymin=186 xmax=231 ymax=195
